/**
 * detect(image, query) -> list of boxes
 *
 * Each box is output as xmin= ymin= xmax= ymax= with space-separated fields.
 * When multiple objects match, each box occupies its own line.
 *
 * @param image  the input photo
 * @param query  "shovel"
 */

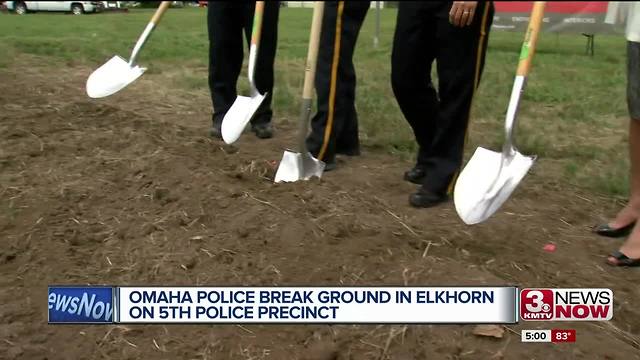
xmin=453 ymin=2 xmax=546 ymax=225
xmin=86 ymin=1 xmax=171 ymax=99
xmin=274 ymin=1 xmax=326 ymax=183
xmin=221 ymin=1 xmax=267 ymax=144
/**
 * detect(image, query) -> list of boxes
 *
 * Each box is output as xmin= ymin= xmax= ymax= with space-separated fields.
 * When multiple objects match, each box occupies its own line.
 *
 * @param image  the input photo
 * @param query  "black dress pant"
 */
xmin=391 ymin=1 xmax=494 ymax=194
xmin=207 ymin=1 xmax=280 ymax=126
xmin=306 ymin=1 xmax=370 ymax=163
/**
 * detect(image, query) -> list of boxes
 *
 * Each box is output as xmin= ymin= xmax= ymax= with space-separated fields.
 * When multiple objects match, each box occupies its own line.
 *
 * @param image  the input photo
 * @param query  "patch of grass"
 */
xmin=174 ymin=73 xmax=208 ymax=90
xmin=564 ymin=162 xmax=579 ymax=177
xmin=589 ymin=172 xmax=629 ymax=197
xmin=0 ymin=8 xmax=632 ymax=196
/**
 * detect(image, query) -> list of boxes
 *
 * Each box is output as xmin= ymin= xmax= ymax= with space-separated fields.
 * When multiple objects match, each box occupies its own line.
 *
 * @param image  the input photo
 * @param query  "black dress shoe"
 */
xmin=209 ymin=123 xmax=222 ymax=139
xmin=252 ymin=123 xmax=274 ymax=139
xmin=593 ymin=222 xmax=635 ymax=238
xmin=409 ymin=188 xmax=448 ymax=208
xmin=404 ymin=166 xmax=426 ymax=185
xmin=324 ymin=159 xmax=337 ymax=171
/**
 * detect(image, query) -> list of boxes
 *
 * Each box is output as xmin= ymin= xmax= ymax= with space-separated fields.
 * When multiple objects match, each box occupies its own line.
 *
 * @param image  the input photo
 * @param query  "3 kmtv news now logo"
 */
xmin=520 ymin=288 xmax=613 ymax=321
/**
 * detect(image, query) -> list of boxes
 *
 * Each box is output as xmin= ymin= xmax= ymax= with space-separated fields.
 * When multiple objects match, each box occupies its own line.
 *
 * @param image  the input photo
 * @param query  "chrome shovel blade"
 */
xmin=274 ymin=151 xmax=325 ymax=183
xmin=454 ymin=147 xmax=535 ymax=225
xmin=221 ymin=92 xmax=266 ymax=144
xmin=300 ymin=152 xmax=325 ymax=180
xmin=86 ymin=55 xmax=146 ymax=99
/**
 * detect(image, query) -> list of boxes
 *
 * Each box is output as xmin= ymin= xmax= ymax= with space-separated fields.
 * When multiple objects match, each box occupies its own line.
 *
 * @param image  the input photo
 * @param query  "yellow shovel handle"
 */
xmin=151 ymin=1 xmax=172 ymax=25
xmin=516 ymin=2 xmax=546 ymax=76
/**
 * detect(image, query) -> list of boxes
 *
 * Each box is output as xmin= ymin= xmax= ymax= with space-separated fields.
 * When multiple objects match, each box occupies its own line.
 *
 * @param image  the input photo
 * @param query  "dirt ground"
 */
xmin=2 ymin=58 xmax=640 ymax=360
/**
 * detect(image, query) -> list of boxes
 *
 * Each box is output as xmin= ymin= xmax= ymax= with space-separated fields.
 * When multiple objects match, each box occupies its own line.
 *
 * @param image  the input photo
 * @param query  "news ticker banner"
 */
xmin=493 ymin=1 xmax=620 ymax=34
xmin=47 ymin=286 xmax=613 ymax=324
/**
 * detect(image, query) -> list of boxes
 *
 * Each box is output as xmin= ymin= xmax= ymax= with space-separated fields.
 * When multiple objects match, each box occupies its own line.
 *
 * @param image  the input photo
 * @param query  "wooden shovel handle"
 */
xmin=151 ymin=1 xmax=172 ymax=25
xmin=303 ymin=2 xmax=324 ymax=100
xmin=516 ymin=2 xmax=546 ymax=76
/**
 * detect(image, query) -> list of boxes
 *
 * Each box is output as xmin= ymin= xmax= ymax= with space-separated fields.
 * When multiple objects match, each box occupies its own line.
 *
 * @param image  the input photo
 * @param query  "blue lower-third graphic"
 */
xmin=48 ymin=286 xmax=114 ymax=323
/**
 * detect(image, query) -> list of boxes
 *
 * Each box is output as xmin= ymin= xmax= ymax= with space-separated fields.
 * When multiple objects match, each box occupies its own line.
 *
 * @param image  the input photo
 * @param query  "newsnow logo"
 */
xmin=48 ymin=287 xmax=114 ymax=323
xmin=520 ymin=288 xmax=613 ymax=321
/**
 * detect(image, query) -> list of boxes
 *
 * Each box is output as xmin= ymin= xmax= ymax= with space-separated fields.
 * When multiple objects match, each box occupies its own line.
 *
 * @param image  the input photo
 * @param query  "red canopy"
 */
xmin=495 ymin=1 xmax=609 ymax=14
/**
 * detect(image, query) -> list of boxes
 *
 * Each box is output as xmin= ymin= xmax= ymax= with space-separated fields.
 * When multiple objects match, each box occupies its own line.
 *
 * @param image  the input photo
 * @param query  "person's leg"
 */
xmin=334 ymin=1 xmax=369 ymax=156
xmin=306 ymin=1 xmax=340 ymax=168
xmin=207 ymin=1 xmax=244 ymax=138
xmin=306 ymin=1 xmax=368 ymax=169
xmin=603 ymin=121 xmax=640 ymax=231
xmin=606 ymin=41 xmax=640 ymax=230
xmin=411 ymin=1 xmax=493 ymax=207
xmin=336 ymin=107 xmax=361 ymax=156
xmin=391 ymin=2 xmax=438 ymax=181
xmin=242 ymin=0 xmax=280 ymax=138
xmin=607 ymin=41 xmax=640 ymax=265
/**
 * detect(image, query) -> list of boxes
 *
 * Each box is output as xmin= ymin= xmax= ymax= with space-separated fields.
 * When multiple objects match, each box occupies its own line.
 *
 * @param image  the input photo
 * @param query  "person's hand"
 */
xmin=449 ymin=1 xmax=478 ymax=27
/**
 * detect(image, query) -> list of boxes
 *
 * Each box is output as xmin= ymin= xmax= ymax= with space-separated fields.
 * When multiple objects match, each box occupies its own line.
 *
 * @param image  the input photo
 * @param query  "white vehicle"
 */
xmin=6 ymin=1 xmax=104 ymax=15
